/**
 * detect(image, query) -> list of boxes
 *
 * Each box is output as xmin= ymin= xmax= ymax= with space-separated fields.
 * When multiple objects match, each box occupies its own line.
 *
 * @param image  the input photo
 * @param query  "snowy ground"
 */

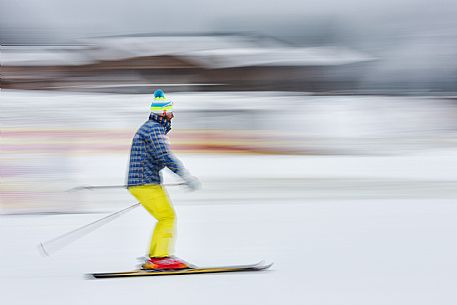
xmin=2 ymin=90 xmax=457 ymax=304
xmin=2 ymin=152 xmax=457 ymax=305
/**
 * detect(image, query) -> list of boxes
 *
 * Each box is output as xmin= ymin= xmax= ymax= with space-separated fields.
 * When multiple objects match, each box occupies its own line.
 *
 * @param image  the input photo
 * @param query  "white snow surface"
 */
xmin=2 ymin=153 xmax=457 ymax=305
xmin=2 ymin=90 xmax=457 ymax=304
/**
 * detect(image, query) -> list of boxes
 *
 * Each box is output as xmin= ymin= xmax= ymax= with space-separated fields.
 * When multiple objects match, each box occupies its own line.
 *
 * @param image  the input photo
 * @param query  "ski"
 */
xmin=88 ymin=261 xmax=272 ymax=279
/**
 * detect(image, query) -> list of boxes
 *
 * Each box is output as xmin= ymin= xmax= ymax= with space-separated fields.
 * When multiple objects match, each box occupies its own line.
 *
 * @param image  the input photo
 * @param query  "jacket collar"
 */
xmin=149 ymin=113 xmax=172 ymax=133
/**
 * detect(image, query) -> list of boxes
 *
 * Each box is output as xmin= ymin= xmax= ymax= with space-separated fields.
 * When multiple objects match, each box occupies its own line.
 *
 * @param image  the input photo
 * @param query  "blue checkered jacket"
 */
xmin=127 ymin=114 xmax=183 ymax=186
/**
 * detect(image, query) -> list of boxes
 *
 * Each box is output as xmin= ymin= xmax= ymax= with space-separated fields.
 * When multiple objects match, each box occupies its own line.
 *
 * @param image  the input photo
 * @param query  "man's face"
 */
xmin=164 ymin=112 xmax=174 ymax=121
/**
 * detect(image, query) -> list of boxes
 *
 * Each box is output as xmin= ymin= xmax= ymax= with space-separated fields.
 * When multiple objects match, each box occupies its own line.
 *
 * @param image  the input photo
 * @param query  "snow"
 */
xmin=1 ymin=46 xmax=93 ymax=66
xmin=2 ymin=153 xmax=457 ymax=305
xmin=1 ymin=36 xmax=373 ymax=68
xmin=1 ymin=90 xmax=457 ymax=304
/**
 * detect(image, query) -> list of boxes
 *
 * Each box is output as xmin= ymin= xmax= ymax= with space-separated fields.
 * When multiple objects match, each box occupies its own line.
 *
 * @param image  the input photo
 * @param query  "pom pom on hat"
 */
xmin=150 ymin=89 xmax=173 ymax=114
xmin=154 ymin=89 xmax=165 ymax=98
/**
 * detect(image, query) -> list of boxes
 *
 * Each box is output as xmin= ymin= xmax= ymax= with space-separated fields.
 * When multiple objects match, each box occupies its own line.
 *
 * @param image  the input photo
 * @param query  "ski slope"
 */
xmin=2 ymin=90 xmax=457 ymax=304
xmin=2 ymin=152 xmax=457 ymax=305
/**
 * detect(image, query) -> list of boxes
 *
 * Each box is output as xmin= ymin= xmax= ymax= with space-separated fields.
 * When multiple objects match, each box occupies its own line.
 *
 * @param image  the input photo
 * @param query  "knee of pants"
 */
xmin=156 ymin=209 xmax=176 ymax=223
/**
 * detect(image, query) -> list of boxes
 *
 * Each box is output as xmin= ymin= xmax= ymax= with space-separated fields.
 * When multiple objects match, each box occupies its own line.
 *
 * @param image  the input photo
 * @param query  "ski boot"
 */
xmin=140 ymin=256 xmax=194 ymax=271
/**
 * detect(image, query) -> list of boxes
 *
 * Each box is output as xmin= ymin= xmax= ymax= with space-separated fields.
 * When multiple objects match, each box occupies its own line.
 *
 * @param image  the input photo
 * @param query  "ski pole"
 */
xmin=40 ymin=183 xmax=187 ymax=256
xmin=39 ymin=203 xmax=141 ymax=257
xmin=67 ymin=182 xmax=185 ymax=192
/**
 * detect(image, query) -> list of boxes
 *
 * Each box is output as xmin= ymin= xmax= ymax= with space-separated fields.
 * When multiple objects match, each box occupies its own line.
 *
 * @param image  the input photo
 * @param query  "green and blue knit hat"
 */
xmin=150 ymin=89 xmax=173 ymax=114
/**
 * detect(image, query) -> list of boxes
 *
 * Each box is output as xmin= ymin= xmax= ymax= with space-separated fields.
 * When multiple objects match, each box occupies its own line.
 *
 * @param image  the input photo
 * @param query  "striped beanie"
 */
xmin=150 ymin=89 xmax=173 ymax=114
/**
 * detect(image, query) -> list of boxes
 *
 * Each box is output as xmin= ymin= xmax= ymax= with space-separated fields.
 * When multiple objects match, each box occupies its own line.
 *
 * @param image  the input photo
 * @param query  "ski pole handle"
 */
xmin=67 ymin=183 xmax=186 ymax=192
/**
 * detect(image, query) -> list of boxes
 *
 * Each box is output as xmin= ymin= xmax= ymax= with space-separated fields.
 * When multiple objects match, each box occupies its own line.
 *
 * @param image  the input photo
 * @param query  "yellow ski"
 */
xmin=89 ymin=261 xmax=272 ymax=279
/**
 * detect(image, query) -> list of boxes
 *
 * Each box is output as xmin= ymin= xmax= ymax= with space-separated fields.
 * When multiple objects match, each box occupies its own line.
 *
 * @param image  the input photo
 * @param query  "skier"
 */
xmin=127 ymin=89 xmax=199 ymax=270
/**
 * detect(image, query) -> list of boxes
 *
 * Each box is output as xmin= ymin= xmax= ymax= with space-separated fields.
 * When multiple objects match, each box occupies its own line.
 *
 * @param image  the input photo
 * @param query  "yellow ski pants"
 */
xmin=128 ymin=185 xmax=176 ymax=258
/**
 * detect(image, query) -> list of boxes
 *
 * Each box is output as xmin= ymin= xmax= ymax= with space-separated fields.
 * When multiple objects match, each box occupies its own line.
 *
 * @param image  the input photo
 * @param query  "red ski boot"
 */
xmin=141 ymin=256 xmax=193 ymax=270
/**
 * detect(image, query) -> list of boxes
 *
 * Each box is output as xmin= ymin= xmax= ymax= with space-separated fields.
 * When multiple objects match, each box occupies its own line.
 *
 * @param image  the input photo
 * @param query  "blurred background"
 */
xmin=2 ymin=0 xmax=457 ymax=214
xmin=2 ymin=1 xmax=457 ymax=304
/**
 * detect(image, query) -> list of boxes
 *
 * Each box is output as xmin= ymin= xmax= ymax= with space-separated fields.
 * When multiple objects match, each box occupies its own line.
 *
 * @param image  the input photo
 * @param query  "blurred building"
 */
xmin=1 ymin=34 xmax=374 ymax=93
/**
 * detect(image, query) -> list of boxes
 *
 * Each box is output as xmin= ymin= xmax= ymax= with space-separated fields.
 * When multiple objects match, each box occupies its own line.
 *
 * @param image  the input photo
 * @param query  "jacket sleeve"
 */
xmin=149 ymin=127 xmax=185 ymax=176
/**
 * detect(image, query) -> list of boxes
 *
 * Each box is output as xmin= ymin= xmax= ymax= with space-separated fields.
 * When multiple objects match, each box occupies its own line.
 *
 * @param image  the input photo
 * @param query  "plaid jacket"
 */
xmin=127 ymin=114 xmax=183 ymax=186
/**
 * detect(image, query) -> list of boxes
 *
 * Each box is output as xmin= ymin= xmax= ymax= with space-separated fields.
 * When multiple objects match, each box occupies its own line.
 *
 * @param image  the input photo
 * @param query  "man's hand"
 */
xmin=182 ymin=175 xmax=200 ymax=191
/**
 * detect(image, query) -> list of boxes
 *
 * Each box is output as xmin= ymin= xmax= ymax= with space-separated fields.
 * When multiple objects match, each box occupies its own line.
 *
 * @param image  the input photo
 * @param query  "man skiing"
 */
xmin=127 ymin=89 xmax=199 ymax=270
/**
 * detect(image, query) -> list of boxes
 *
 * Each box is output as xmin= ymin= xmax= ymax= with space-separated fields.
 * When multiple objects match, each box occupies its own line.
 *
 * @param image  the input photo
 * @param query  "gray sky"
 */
xmin=1 ymin=0 xmax=457 ymax=45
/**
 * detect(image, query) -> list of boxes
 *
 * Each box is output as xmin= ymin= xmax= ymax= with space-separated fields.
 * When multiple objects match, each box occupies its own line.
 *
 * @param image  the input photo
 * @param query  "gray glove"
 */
xmin=182 ymin=175 xmax=200 ymax=191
